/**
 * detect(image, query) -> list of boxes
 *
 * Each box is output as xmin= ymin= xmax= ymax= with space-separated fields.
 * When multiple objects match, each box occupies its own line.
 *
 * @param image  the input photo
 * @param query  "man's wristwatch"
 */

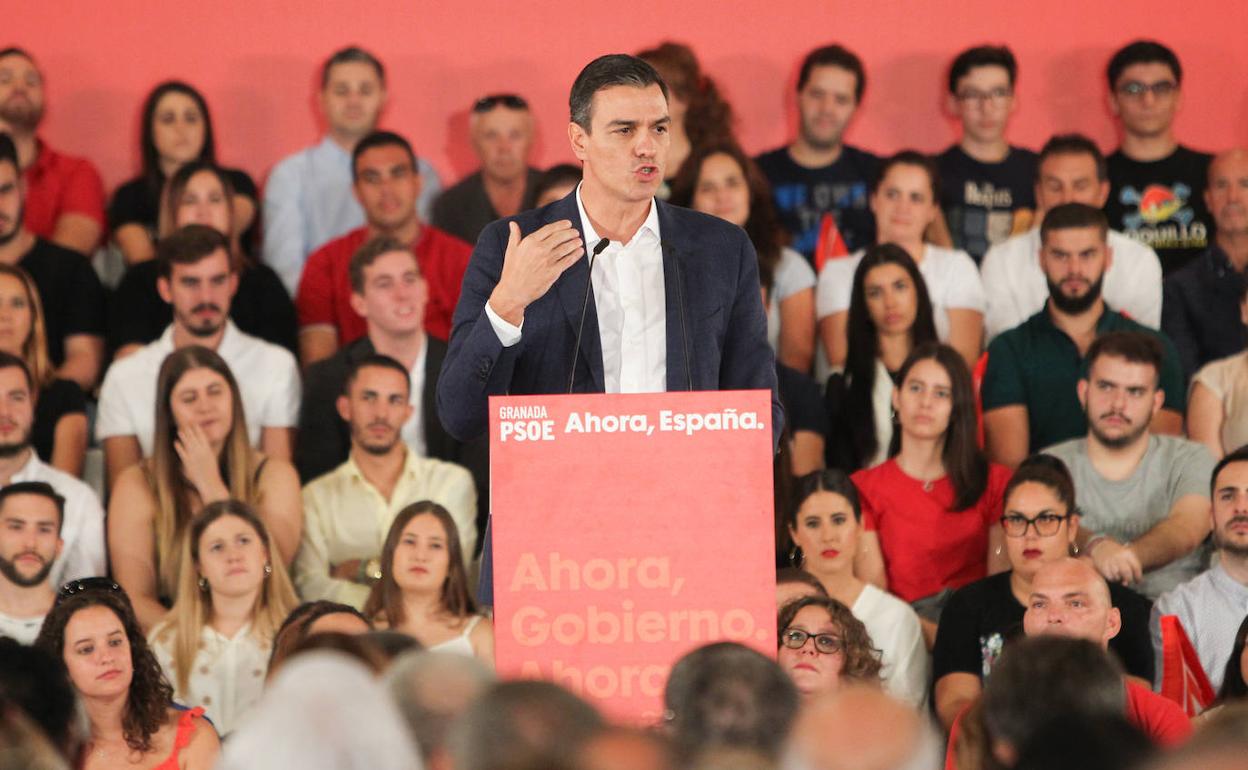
xmin=358 ymin=557 xmax=383 ymax=584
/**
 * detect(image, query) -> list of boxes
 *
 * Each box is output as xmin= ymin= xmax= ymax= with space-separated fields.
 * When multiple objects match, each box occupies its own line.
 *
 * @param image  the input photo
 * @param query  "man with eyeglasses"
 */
xmin=1043 ymin=331 xmax=1214 ymax=599
xmin=433 ymin=94 xmax=542 ymax=247
xmin=296 ymin=130 xmax=472 ymax=366
xmin=936 ymin=45 xmax=1038 ymax=263
xmin=1105 ymin=40 xmax=1213 ymax=275
xmin=0 ymin=481 xmax=63 ymax=644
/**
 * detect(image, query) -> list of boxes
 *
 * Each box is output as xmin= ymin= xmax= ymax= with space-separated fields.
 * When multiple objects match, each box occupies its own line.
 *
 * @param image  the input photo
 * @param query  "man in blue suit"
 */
xmin=437 ymin=53 xmax=782 ymax=446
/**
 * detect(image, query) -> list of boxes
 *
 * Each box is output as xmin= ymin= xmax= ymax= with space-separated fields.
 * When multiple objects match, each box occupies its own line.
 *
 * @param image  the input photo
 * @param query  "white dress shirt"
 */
xmin=486 ymin=186 xmax=667 ymax=393
xmin=980 ymin=228 xmax=1163 ymax=342
xmin=10 ymin=451 xmax=106 ymax=585
xmin=399 ymin=337 xmax=428 ymax=457
xmin=151 ymin=623 xmax=271 ymax=736
xmin=96 ymin=322 xmax=301 ymax=456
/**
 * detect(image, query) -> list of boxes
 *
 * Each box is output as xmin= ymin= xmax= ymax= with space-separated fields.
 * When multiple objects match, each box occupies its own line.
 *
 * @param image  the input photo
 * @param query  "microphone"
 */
xmin=568 ymin=238 xmax=611 ymax=393
xmin=664 ymin=242 xmax=694 ymax=392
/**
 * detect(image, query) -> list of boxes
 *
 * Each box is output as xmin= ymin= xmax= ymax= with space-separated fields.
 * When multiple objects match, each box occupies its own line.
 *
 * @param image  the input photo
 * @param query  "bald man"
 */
xmin=1022 ymin=558 xmax=1191 ymax=746
xmin=1162 ymin=148 xmax=1248 ymax=380
xmin=791 ymin=686 xmax=939 ymax=770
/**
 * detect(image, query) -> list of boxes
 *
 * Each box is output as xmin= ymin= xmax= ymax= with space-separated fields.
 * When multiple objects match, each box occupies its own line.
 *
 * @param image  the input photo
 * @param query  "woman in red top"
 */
xmin=852 ymin=342 xmax=1010 ymax=642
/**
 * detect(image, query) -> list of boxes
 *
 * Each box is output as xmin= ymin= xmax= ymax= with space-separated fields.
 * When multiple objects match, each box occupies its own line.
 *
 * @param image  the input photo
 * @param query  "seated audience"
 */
xmin=532 ymin=163 xmax=582 ymax=208
xmin=776 ymin=362 xmax=828 ymax=476
xmin=217 ymin=652 xmax=417 ymax=770
xmin=0 ymin=264 xmax=86 ymax=475
xmin=853 ymin=343 xmax=1011 ymax=631
xmin=936 ymin=45 xmax=1037 ymax=262
xmin=983 ymin=203 xmax=1184 ymax=468
xmin=295 ymin=355 xmax=476 ymax=608
xmin=107 ymin=81 xmax=257 ymax=266
xmin=579 ymin=728 xmax=677 ymax=770
xmin=776 ymin=567 xmax=828 ymax=608
xmin=1151 ymin=447 xmax=1248 ymax=692
xmin=363 ymin=501 xmax=493 ymax=663
xmin=1012 ymin=714 xmax=1155 ymax=770
xmin=1104 ymin=40 xmax=1212 ymax=275
xmin=0 ymin=354 xmax=103 ymax=586
xmin=448 ymin=681 xmax=603 ymax=770
xmin=432 ymin=93 xmax=541 ymax=245
xmin=670 ymin=141 xmax=816 ymax=372
xmin=296 ymin=130 xmax=471 ymax=364
xmin=107 ymin=345 xmax=302 ymax=630
xmin=824 ymin=244 xmax=938 ymax=471
xmin=0 ymin=482 xmax=63 ymax=644
xmin=662 ymin=642 xmax=798 ymax=765
xmin=295 ymin=237 xmax=486 ymax=512
xmin=1214 ymin=615 xmax=1248 ymax=706
xmin=932 ymin=454 xmax=1154 ymax=732
xmin=267 ymin=600 xmax=373 ymax=677
xmin=0 ymin=692 xmax=72 ymax=770
xmin=981 ymin=134 xmax=1163 ymax=342
xmin=0 ymin=48 xmax=104 ymax=255
xmin=385 ymin=650 xmax=494 ymax=770
xmin=263 ymin=46 xmax=441 ymax=296
xmin=786 ymin=687 xmax=942 ymax=770
xmin=109 ymin=161 xmax=297 ymax=357
xmin=0 ymin=134 xmax=105 ymax=392
xmin=0 ymin=637 xmax=87 ymax=765
xmin=1162 ymin=150 xmax=1248 ymax=379
xmin=638 ymin=42 xmax=736 ymax=188
xmin=787 ymin=469 xmax=927 ymax=706
xmin=34 ymin=584 xmax=220 ymax=769
xmin=1022 ymin=558 xmax=1192 ymax=745
xmin=819 ymin=151 xmax=984 ymax=369
xmin=1045 ymin=332 xmax=1214 ymax=599
xmin=96 ymin=225 xmax=300 ymax=489
xmin=148 ymin=500 xmax=298 ymax=735
xmin=1188 ymin=291 xmax=1248 ymax=458
xmin=777 ymin=595 xmax=883 ymax=700
xmin=756 ymin=44 xmax=879 ymax=261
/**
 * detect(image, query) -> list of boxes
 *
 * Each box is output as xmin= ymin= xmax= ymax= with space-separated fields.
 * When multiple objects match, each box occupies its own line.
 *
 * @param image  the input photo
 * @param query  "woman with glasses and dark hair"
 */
xmin=35 ymin=583 xmax=219 ymax=769
xmin=776 ymin=595 xmax=882 ymax=699
xmin=930 ymin=454 xmax=1153 ymax=732
xmin=108 ymin=80 xmax=258 ymax=266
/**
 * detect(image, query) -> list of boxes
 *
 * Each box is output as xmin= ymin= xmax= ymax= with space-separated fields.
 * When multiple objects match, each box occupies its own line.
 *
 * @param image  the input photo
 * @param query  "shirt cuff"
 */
xmin=485 ymin=301 xmax=523 ymax=347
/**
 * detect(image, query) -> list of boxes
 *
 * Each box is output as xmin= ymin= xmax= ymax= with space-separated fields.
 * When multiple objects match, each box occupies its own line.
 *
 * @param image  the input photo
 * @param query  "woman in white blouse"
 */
xmin=818 ymin=151 xmax=985 ymax=370
xmin=149 ymin=499 xmax=298 ymax=735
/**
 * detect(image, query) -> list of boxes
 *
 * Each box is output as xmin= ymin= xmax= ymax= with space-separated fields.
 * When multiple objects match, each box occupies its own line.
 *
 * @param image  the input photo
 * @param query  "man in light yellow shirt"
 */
xmin=295 ymin=354 xmax=476 ymax=607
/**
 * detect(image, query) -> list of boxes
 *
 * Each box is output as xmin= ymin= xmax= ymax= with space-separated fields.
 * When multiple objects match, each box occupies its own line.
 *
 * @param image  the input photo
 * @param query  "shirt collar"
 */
xmin=26 ymin=139 xmax=51 ymax=176
xmin=9 ymin=451 xmax=41 ymax=482
xmin=318 ymin=135 xmax=352 ymax=161
xmin=343 ymin=446 xmax=420 ymax=486
xmin=574 ymin=183 xmax=660 ymax=249
xmin=158 ymin=320 xmax=240 ymax=354
xmin=1212 ymin=561 xmax=1248 ymax=594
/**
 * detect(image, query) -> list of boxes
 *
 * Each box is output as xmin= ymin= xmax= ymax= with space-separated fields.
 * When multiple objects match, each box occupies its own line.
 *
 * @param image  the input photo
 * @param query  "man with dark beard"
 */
xmin=1043 ymin=331 xmax=1213 ymax=599
xmin=0 ymin=352 xmax=103 ymax=589
xmin=1151 ymin=445 xmax=1248 ymax=689
xmin=294 ymin=354 xmax=475 ymax=608
xmin=0 ymin=481 xmax=64 ymax=643
xmin=983 ymin=203 xmax=1184 ymax=468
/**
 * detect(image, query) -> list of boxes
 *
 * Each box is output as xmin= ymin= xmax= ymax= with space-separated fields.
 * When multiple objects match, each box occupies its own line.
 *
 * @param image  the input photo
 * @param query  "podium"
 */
xmin=489 ymin=390 xmax=777 ymax=723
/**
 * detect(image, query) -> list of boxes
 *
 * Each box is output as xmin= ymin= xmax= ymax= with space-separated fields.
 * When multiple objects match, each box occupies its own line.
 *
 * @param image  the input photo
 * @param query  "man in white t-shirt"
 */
xmin=96 ymin=225 xmax=301 ymax=489
xmin=0 ymin=353 xmax=104 ymax=588
xmin=981 ymin=134 xmax=1163 ymax=342
xmin=0 ymin=481 xmax=63 ymax=644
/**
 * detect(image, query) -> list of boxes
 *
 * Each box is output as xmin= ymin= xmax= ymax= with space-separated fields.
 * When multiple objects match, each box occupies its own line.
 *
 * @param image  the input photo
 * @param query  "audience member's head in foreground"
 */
xmin=0 ymin=637 xmax=86 ymax=765
xmin=268 ymin=599 xmax=372 ymax=677
xmin=786 ymin=686 xmax=941 ymax=770
xmin=449 ymin=680 xmax=603 ymax=770
xmin=386 ymin=649 xmax=494 ymax=770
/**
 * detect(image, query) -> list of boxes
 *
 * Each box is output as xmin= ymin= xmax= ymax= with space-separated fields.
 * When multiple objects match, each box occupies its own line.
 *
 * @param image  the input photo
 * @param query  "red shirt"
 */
xmin=296 ymin=225 xmax=471 ymax=343
xmin=852 ymin=459 xmax=1011 ymax=602
xmin=21 ymin=140 xmax=105 ymax=245
xmin=1125 ymin=681 xmax=1191 ymax=746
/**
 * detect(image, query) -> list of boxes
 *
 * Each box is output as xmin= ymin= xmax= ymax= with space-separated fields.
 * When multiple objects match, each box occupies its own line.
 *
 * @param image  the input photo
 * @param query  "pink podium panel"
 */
xmin=490 ymin=390 xmax=776 ymax=723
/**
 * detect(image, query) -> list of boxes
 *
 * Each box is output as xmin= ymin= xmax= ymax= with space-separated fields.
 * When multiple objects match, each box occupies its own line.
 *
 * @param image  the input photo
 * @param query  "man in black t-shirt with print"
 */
xmin=756 ymin=44 xmax=879 ymax=267
xmin=937 ymin=45 xmax=1037 ymax=263
xmin=1104 ymin=40 xmax=1213 ymax=275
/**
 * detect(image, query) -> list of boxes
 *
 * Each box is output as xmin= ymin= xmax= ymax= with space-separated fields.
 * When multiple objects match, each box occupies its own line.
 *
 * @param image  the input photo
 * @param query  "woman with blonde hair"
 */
xmin=149 ymin=500 xmax=298 ymax=736
xmin=0 ymin=263 xmax=87 ymax=475
xmin=108 ymin=345 xmax=301 ymax=631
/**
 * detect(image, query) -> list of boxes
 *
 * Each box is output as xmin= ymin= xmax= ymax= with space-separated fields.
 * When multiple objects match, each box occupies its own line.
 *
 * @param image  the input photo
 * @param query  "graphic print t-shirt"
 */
xmin=937 ymin=145 xmax=1038 ymax=263
xmin=1106 ymin=146 xmax=1214 ymax=275
xmin=755 ymin=145 xmax=880 ymax=265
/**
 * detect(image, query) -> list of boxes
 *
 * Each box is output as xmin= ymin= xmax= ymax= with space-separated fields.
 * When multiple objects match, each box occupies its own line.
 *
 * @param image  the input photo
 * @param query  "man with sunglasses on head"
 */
xmin=433 ymin=94 xmax=542 ymax=247
xmin=0 ymin=481 xmax=64 ymax=643
xmin=1105 ymin=40 xmax=1213 ymax=275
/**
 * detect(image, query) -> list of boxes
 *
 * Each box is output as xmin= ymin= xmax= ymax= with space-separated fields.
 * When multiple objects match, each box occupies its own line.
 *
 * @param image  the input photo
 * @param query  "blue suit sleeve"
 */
xmin=720 ymin=229 xmax=784 ymax=451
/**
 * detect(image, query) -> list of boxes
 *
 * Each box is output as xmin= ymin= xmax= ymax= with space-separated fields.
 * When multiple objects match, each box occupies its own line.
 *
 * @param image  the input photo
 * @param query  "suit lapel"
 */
xmin=549 ymin=193 xmax=605 ymax=392
xmin=658 ymin=201 xmax=694 ymax=391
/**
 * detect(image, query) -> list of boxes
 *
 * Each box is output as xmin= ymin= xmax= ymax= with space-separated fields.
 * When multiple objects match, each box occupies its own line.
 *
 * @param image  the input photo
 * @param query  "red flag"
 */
xmin=1159 ymin=614 xmax=1215 ymax=716
xmin=813 ymin=212 xmax=850 ymax=272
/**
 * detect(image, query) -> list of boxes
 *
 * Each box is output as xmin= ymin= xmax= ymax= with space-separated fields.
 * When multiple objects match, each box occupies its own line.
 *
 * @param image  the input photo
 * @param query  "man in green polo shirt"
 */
xmin=982 ymin=203 xmax=1183 ymax=468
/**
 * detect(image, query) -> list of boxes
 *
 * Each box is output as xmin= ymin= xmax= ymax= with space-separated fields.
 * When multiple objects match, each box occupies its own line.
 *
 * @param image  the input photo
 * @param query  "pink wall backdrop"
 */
xmin=11 ymin=0 xmax=1247 ymax=194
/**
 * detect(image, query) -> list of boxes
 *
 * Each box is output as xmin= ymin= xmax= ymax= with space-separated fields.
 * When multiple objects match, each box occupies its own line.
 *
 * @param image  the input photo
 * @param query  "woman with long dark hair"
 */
xmin=108 ymin=80 xmax=257 ymax=266
xmin=852 ymin=343 xmax=1011 ymax=643
xmin=1215 ymin=614 xmax=1248 ymax=706
xmin=825 ymin=244 xmax=937 ymax=471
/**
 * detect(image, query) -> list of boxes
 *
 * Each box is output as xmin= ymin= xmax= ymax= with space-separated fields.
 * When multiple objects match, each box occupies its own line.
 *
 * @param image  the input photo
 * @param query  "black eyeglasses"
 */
xmin=56 ymin=577 xmax=123 ymax=604
xmin=1001 ymin=512 xmax=1072 ymax=538
xmin=473 ymin=94 xmax=528 ymax=113
xmin=1117 ymin=81 xmax=1177 ymax=99
xmin=780 ymin=628 xmax=844 ymax=655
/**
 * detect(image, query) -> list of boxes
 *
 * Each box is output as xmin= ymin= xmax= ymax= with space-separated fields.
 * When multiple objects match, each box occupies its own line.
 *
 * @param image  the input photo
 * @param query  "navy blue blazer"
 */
xmin=436 ymin=191 xmax=784 ymax=447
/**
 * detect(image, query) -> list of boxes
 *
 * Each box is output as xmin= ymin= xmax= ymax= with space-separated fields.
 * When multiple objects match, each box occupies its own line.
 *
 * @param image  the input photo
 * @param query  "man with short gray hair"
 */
xmin=386 ymin=650 xmax=494 ymax=770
